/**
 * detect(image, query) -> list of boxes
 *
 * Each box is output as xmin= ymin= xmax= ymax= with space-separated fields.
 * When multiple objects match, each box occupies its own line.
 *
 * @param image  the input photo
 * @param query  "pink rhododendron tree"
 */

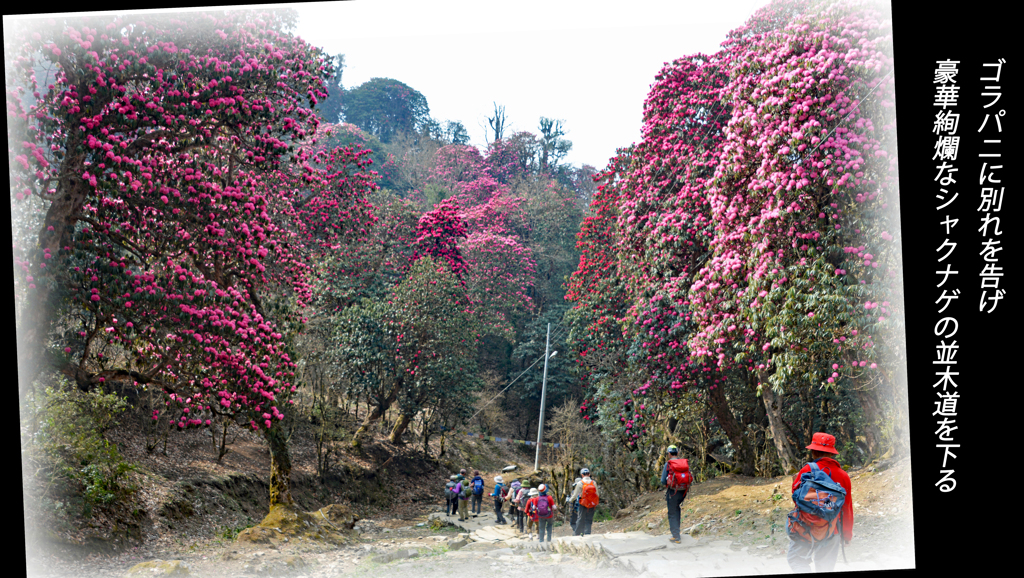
xmin=566 ymin=0 xmax=901 ymax=469
xmin=8 ymin=10 xmax=379 ymax=506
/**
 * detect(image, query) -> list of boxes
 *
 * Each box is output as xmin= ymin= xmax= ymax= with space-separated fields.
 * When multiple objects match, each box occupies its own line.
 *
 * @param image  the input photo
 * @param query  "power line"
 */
xmin=467 ymin=348 xmax=552 ymax=424
xmin=465 ymin=321 xmax=569 ymax=424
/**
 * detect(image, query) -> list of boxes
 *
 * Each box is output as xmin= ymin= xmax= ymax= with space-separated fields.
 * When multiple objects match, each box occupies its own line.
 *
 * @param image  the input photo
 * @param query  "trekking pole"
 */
xmin=840 ymin=518 xmax=848 ymax=563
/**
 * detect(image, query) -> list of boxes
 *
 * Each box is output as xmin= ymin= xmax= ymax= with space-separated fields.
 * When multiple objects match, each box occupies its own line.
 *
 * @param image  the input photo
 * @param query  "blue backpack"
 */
xmin=787 ymin=462 xmax=846 ymax=543
xmin=473 ymin=477 xmax=484 ymax=495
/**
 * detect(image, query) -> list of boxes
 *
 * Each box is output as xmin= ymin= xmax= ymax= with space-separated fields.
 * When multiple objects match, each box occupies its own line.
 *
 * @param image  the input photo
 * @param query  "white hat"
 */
xmin=529 ymin=488 xmax=539 ymax=496
xmin=494 ymin=475 xmax=504 ymax=484
xmin=538 ymin=483 xmax=547 ymax=493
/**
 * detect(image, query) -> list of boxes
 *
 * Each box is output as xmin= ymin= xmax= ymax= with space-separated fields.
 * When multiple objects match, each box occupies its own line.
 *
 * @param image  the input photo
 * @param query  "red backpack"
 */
xmin=666 ymin=458 xmax=693 ymax=493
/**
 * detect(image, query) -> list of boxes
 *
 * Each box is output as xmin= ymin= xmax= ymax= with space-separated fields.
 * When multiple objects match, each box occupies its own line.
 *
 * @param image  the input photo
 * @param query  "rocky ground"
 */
xmin=23 ymin=452 xmax=915 ymax=578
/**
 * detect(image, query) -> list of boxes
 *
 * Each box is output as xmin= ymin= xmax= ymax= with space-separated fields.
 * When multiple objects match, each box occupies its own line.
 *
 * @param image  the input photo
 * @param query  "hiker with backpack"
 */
xmin=445 ymin=475 xmax=458 ymax=516
xmin=491 ymin=475 xmax=508 ymax=524
xmin=524 ymin=487 xmax=541 ymax=538
xmin=660 ymin=445 xmax=693 ymax=544
xmin=566 ymin=476 xmax=582 ymax=533
xmin=470 ymin=470 xmax=485 ymax=517
xmin=457 ymin=471 xmax=472 ymax=521
xmin=506 ymin=479 xmax=522 ymax=526
xmin=569 ymin=468 xmax=599 ymax=536
xmin=528 ymin=483 xmax=557 ymax=542
xmin=786 ymin=432 xmax=854 ymax=573
xmin=514 ymin=480 xmax=530 ymax=533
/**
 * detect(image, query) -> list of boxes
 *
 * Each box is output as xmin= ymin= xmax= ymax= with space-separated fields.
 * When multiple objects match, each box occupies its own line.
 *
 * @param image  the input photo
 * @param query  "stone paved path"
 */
xmin=426 ymin=512 xmax=913 ymax=577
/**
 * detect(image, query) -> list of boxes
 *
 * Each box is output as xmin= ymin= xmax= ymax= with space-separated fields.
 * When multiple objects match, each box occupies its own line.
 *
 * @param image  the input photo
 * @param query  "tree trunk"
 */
xmin=853 ymin=385 xmax=883 ymax=458
xmin=706 ymin=381 xmax=755 ymax=476
xmin=758 ymin=374 xmax=799 ymax=474
xmin=389 ymin=412 xmax=412 ymax=445
xmin=422 ymin=424 xmax=433 ymax=455
xmin=266 ymin=426 xmax=293 ymax=506
xmin=17 ymin=138 xmax=91 ymax=401
xmin=351 ymin=381 xmax=400 ymax=449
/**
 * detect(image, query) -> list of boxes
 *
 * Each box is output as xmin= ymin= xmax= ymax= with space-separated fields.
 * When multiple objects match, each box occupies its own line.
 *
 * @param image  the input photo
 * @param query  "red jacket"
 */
xmin=792 ymin=457 xmax=853 ymax=543
xmin=525 ymin=495 xmax=555 ymax=520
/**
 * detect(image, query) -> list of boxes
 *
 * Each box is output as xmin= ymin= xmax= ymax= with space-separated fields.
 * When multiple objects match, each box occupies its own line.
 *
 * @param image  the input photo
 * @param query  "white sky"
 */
xmin=5 ymin=0 xmax=774 ymax=169
xmin=288 ymin=0 xmax=773 ymax=169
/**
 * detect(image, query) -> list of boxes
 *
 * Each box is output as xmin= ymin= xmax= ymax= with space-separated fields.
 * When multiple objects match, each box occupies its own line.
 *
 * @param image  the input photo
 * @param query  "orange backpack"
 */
xmin=579 ymin=480 xmax=599 ymax=509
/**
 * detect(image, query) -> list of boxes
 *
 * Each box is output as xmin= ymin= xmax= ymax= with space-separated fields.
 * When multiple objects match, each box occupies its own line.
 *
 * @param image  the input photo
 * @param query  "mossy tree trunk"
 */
xmin=351 ymin=381 xmax=401 ymax=449
xmin=706 ymin=380 xmax=755 ymax=476
xmin=389 ymin=412 xmax=412 ymax=445
xmin=266 ymin=426 xmax=293 ymax=506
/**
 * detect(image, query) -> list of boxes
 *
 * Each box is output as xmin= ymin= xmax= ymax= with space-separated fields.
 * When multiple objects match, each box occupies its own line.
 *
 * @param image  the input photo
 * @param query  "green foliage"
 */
xmin=342 ymin=77 xmax=432 ymax=143
xmin=315 ymin=54 xmax=346 ymax=124
xmin=423 ymin=182 xmax=451 ymax=208
xmin=25 ymin=379 xmax=137 ymax=516
xmin=391 ymin=256 xmax=484 ymax=417
xmin=593 ymin=507 xmax=614 ymax=523
xmin=218 ymin=518 xmax=256 ymax=541
xmin=537 ymin=117 xmax=572 ymax=172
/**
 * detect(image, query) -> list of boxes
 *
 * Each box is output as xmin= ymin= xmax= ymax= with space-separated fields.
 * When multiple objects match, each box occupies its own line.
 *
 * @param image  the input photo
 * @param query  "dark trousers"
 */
xmin=493 ymin=498 xmax=506 ymax=523
xmin=569 ymin=503 xmax=579 ymax=533
xmin=575 ymin=505 xmax=596 ymax=535
xmin=471 ymin=493 xmax=483 ymax=514
xmin=508 ymin=504 xmax=517 ymax=524
xmin=446 ymin=496 xmax=455 ymax=515
xmin=537 ymin=517 xmax=553 ymax=541
xmin=516 ymin=507 xmax=525 ymax=532
xmin=666 ymin=489 xmax=686 ymax=539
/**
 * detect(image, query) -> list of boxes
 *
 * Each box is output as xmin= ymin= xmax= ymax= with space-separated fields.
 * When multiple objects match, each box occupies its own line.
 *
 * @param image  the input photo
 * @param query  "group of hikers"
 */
xmin=441 ymin=431 xmax=854 ymax=573
xmin=443 ymin=467 xmax=602 ymax=542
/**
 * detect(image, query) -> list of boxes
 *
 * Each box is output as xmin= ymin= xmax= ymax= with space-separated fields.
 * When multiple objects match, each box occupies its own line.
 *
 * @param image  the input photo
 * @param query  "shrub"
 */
xmin=25 ymin=379 xmax=137 ymax=517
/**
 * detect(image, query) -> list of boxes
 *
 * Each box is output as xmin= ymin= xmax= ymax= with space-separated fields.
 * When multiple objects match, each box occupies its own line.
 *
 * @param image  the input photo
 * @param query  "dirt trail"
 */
xmin=23 ymin=404 xmax=914 ymax=578
xmin=24 ymin=452 xmax=914 ymax=577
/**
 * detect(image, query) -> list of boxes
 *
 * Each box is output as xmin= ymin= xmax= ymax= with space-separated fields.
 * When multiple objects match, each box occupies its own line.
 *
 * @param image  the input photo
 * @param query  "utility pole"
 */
xmin=534 ymin=323 xmax=556 ymax=471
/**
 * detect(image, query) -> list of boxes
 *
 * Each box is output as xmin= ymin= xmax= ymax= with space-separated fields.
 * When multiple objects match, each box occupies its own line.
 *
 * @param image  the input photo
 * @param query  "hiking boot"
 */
xmin=669 ymin=536 xmax=681 ymax=544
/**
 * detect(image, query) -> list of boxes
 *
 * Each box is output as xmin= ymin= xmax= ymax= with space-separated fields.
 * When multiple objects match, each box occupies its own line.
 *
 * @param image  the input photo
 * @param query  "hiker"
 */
xmin=524 ymin=487 xmax=540 ymax=538
xmin=506 ymin=479 xmax=522 ymax=526
xmin=445 ymin=474 xmax=458 ymax=516
xmin=566 ymin=476 xmax=582 ymax=533
xmin=569 ymin=468 xmax=599 ymax=535
xmin=660 ymin=445 xmax=693 ymax=544
xmin=470 ymin=470 xmax=485 ymax=517
xmin=530 ymin=483 xmax=557 ymax=542
xmin=457 ymin=471 xmax=472 ymax=521
xmin=491 ymin=475 xmax=507 ymax=524
xmin=786 ymin=432 xmax=854 ymax=573
xmin=514 ymin=480 xmax=531 ymax=534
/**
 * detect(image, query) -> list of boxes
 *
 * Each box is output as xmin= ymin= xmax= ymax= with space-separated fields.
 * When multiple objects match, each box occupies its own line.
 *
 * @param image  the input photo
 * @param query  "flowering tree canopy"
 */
xmin=565 ymin=0 xmax=901 ymax=470
xmin=8 ymin=10 xmax=381 ymax=505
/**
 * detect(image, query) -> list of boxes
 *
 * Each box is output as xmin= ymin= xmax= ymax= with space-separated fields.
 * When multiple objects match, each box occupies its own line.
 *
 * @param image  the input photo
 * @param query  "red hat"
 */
xmin=806 ymin=432 xmax=839 ymax=454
